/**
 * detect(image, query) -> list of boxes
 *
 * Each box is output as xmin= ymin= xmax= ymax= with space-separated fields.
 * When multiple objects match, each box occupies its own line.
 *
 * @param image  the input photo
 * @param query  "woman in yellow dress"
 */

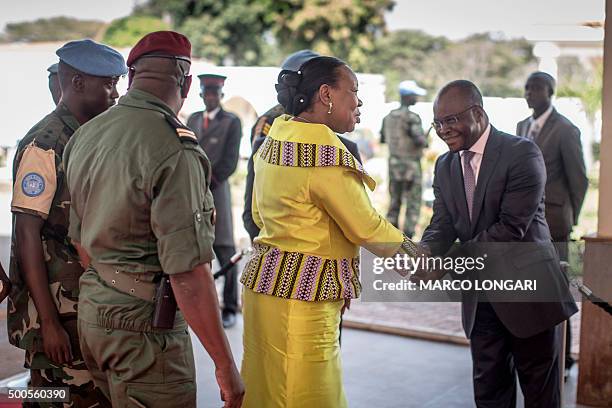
xmin=240 ymin=52 xmax=418 ymax=407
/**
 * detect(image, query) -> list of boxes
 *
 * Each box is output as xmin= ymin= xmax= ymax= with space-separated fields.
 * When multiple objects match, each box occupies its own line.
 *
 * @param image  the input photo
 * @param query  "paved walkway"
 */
xmin=0 ymin=308 xmax=590 ymax=407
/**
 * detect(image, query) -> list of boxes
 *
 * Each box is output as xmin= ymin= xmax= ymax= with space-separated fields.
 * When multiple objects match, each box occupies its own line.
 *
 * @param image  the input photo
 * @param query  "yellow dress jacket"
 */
xmin=241 ymin=115 xmax=415 ymax=301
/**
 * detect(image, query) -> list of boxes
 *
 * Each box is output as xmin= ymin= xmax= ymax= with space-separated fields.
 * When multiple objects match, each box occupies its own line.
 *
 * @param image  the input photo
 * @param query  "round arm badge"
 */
xmin=21 ymin=172 xmax=46 ymax=197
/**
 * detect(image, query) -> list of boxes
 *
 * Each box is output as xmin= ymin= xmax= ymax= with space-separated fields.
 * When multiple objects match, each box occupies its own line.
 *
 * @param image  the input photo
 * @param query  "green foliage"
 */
xmin=367 ymin=30 xmax=449 ymax=99
xmin=4 ymin=17 xmax=106 ymax=42
xmin=558 ymin=58 xmax=603 ymax=122
xmin=372 ymin=31 xmax=536 ymax=100
xmin=102 ymin=16 xmax=170 ymax=47
xmin=139 ymin=0 xmax=393 ymax=68
xmin=177 ymin=0 xmax=271 ymax=65
xmin=268 ymin=0 xmax=395 ymax=71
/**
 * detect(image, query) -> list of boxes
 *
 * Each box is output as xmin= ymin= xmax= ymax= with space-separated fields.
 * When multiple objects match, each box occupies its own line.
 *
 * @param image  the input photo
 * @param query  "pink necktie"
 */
xmin=462 ymin=151 xmax=476 ymax=220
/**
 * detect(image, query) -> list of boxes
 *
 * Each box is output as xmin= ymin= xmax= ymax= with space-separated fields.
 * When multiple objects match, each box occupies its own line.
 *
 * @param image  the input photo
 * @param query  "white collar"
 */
xmin=460 ymin=123 xmax=491 ymax=157
xmin=205 ymin=106 xmax=221 ymax=120
xmin=530 ymin=105 xmax=553 ymax=130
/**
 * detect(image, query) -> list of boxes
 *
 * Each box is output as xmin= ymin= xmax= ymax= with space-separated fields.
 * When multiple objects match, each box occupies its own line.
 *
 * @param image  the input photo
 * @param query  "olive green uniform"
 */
xmin=8 ymin=103 xmax=108 ymax=408
xmin=63 ymin=89 xmax=216 ymax=407
xmin=381 ymin=106 xmax=427 ymax=238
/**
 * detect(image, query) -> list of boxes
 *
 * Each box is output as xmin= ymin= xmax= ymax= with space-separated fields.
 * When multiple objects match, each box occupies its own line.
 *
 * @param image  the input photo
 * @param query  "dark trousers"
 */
xmin=552 ymin=236 xmax=573 ymax=369
xmin=470 ymin=302 xmax=561 ymax=408
xmin=214 ymin=244 xmax=238 ymax=314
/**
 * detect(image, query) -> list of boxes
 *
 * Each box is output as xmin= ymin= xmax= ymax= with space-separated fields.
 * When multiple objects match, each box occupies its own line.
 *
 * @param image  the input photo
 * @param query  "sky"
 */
xmin=0 ymin=0 xmax=606 ymax=40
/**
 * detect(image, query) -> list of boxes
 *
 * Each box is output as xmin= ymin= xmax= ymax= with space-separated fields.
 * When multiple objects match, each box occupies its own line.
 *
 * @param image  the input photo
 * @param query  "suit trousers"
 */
xmin=214 ymin=244 xmax=239 ymax=313
xmin=551 ymin=234 xmax=574 ymax=368
xmin=470 ymin=302 xmax=561 ymax=408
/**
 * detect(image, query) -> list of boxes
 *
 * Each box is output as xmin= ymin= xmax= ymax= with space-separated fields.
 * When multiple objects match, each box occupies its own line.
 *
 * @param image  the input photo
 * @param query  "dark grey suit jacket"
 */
xmin=516 ymin=108 xmax=588 ymax=238
xmin=187 ymin=109 xmax=242 ymax=247
xmin=421 ymin=126 xmax=577 ymax=338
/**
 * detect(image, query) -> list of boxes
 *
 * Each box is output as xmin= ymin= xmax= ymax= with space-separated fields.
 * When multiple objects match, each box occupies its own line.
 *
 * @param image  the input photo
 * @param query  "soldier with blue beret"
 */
xmin=381 ymin=79 xmax=428 ymax=239
xmin=47 ymin=62 xmax=61 ymax=105
xmin=7 ymin=39 xmax=125 ymax=407
xmin=55 ymin=39 xmax=127 ymax=77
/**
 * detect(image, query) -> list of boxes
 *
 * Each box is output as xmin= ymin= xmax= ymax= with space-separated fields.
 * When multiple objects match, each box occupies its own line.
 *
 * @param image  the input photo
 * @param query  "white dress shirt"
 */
xmin=459 ymin=124 xmax=491 ymax=186
xmin=204 ymin=106 xmax=221 ymax=121
xmin=527 ymin=105 xmax=553 ymax=140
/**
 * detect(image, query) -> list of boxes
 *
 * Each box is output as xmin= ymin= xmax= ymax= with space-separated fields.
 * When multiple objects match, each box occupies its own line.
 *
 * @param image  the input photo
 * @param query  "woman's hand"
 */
xmin=341 ymin=298 xmax=351 ymax=315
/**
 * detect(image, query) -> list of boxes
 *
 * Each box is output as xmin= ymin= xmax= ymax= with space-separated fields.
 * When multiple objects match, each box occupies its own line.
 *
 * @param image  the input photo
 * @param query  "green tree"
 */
xmin=422 ymin=34 xmax=536 ymax=97
xmin=4 ymin=17 xmax=106 ymax=42
xmin=178 ymin=0 xmax=271 ymax=65
xmin=374 ymin=32 xmax=536 ymax=100
xmin=137 ymin=0 xmax=394 ymax=67
xmin=103 ymin=16 xmax=170 ymax=48
xmin=269 ymin=0 xmax=395 ymax=71
xmin=366 ymin=30 xmax=449 ymax=99
xmin=138 ymin=0 xmax=272 ymax=65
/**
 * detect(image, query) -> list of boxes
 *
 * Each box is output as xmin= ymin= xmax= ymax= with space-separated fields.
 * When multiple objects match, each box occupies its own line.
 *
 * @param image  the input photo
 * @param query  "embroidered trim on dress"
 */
xmin=240 ymin=243 xmax=361 ymax=301
xmin=257 ymin=136 xmax=376 ymax=191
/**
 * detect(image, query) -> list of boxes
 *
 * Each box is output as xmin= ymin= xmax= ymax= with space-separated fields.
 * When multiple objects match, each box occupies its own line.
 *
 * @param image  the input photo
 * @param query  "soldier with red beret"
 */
xmin=63 ymin=31 xmax=244 ymax=407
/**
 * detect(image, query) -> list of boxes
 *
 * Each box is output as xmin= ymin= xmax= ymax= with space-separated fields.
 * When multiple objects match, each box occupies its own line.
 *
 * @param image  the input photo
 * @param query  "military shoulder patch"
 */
xmin=21 ymin=173 xmax=46 ymax=197
xmin=163 ymin=113 xmax=198 ymax=144
xmin=11 ymin=143 xmax=57 ymax=216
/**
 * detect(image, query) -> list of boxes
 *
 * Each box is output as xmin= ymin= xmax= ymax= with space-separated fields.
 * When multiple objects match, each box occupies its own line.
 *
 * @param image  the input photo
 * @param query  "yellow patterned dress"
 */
xmin=240 ymin=115 xmax=416 ymax=407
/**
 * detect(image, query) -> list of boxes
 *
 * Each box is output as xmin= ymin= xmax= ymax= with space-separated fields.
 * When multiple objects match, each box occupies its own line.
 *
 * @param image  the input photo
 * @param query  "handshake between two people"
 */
xmin=395 ymin=243 xmax=448 ymax=283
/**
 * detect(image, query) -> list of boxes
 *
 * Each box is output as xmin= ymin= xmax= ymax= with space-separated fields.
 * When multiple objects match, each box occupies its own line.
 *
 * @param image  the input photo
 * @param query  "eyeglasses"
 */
xmin=432 ymin=105 xmax=478 ymax=131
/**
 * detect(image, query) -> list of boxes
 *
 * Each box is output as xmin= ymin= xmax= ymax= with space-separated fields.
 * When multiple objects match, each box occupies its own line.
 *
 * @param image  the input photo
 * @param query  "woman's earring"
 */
xmin=327 ymin=101 xmax=333 ymax=114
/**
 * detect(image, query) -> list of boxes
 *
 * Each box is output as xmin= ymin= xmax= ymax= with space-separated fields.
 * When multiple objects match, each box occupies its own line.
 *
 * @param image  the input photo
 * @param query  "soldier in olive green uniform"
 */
xmin=8 ymin=39 xmax=126 ymax=407
xmin=63 ymin=31 xmax=243 ymax=408
xmin=381 ymin=80 xmax=428 ymax=239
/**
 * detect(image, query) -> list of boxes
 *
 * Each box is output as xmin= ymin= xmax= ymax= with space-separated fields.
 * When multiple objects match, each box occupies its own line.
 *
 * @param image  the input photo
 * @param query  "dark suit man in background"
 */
xmin=516 ymin=71 xmax=588 ymax=376
xmin=420 ymin=80 xmax=577 ymax=407
xmin=187 ymin=74 xmax=242 ymax=328
xmin=516 ymin=72 xmax=588 ymax=261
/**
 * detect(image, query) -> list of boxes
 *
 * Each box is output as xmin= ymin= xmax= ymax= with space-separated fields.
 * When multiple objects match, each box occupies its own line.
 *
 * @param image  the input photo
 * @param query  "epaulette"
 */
xmin=163 ymin=113 xmax=198 ymax=144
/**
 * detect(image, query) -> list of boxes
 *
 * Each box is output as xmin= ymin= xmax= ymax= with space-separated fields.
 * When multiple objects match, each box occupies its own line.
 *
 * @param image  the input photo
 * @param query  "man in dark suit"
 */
xmin=517 ymin=72 xmax=588 ymax=375
xmin=516 ymin=72 xmax=588 ymax=261
xmin=420 ymin=80 xmax=577 ymax=407
xmin=187 ymin=74 xmax=242 ymax=328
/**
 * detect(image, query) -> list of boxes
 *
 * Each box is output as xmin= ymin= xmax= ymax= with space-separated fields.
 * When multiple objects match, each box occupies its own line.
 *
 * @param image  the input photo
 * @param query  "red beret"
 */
xmin=127 ymin=31 xmax=191 ymax=67
xmin=198 ymin=74 xmax=226 ymax=89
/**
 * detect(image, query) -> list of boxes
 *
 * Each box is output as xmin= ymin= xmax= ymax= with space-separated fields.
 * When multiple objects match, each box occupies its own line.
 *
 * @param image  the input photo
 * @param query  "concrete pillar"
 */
xmin=576 ymin=0 xmax=612 ymax=405
xmin=533 ymin=41 xmax=561 ymax=79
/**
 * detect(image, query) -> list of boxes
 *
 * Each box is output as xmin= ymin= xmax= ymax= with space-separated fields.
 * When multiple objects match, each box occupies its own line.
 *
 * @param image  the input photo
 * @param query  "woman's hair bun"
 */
xmin=276 ymin=70 xmax=309 ymax=115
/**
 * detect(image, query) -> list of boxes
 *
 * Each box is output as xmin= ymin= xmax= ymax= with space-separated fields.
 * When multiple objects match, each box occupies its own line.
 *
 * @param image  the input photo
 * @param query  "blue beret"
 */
xmin=56 ymin=39 xmax=127 ymax=77
xmin=47 ymin=63 xmax=59 ymax=75
xmin=399 ymin=80 xmax=426 ymax=96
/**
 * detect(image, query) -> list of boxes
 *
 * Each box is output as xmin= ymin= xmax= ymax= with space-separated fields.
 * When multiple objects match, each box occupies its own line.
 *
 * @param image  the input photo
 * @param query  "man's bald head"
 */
xmin=433 ymin=80 xmax=488 ymax=152
xmin=130 ymin=56 xmax=191 ymax=114
xmin=435 ymin=80 xmax=483 ymax=109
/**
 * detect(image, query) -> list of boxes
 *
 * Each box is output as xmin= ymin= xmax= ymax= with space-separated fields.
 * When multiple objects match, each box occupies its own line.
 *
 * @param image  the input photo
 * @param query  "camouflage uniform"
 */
xmin=8 ymin=103 xmax=107 ymax=408
xmin=381 ymin=106 xmax=427 ymax=238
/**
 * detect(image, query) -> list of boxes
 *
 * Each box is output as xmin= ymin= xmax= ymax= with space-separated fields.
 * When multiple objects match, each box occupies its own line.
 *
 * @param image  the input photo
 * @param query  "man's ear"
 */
xmin=72 ymin=74 xmax=84 ymax=93
xmin=474 ymin=106 xmax=486 ymax=123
